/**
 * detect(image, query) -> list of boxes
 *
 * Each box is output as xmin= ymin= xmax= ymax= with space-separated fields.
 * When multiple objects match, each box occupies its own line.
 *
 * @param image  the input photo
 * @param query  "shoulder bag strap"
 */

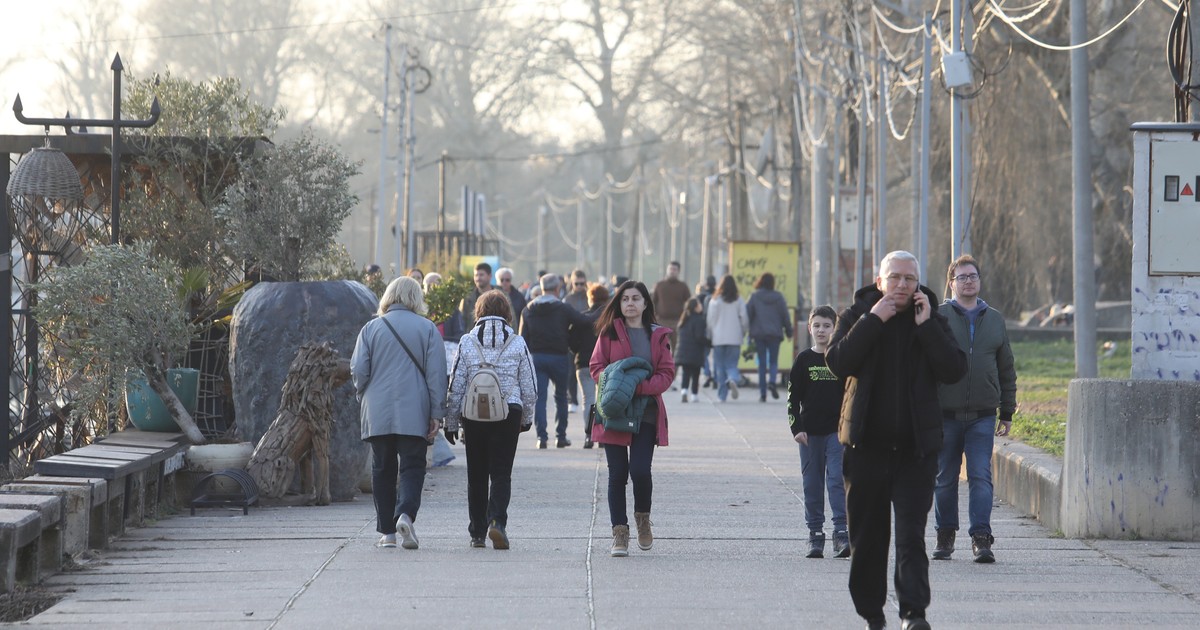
xmin=380 ymin=316 xmax=427 ymax=381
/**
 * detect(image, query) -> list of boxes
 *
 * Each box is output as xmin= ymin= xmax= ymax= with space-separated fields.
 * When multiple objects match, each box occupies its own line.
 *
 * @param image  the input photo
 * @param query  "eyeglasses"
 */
xmin=885 ymin=273 xmax=918 ymax=286
xmin=499 ymin=278 xmax=512 ymax=283
xmin=574 ymin=282 xmax=586 ymax=287
xmin=953 ymin=273 xmax=980 ymax=283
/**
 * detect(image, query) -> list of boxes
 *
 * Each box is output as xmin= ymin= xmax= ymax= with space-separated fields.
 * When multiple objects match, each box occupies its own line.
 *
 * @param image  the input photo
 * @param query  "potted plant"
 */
xmin=35 ymin=243 xmax=208 ymax=444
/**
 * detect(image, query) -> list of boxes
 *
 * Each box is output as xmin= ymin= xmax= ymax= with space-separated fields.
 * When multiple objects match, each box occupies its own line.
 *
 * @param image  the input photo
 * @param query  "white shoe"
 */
xmin=568 ymin=404 xmax=580 ymax=413
xmin=681 ymin=391 xmax=689 ymax=403
xmin=396 ymin=513 xmax=419 ymax=549
xmin=376 ymin=534 xmax=397 ymax=548
xmin=728 ymin=380 xmax=739 ymax=399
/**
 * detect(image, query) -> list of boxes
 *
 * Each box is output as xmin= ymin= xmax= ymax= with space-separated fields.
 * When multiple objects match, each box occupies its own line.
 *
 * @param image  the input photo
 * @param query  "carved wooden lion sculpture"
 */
xmin=247 ymin=342 xmax=350 ymax=505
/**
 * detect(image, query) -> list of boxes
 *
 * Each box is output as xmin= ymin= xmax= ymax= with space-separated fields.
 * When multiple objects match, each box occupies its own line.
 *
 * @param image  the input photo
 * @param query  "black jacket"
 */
xmin=567 ymin=305 xmax=603 ymax=369
xmin=673 ymin=312 xmax=710 ymax=367
xmin=519 ymin=295 xmax=591 ymax=355
xmin=825 ymin=284 xmax=967 ymax=455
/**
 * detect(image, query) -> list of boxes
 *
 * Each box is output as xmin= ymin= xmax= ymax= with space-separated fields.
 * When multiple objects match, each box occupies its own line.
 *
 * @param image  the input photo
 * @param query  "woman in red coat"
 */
xmin=589 ymin=280 xmax=675 ymax=557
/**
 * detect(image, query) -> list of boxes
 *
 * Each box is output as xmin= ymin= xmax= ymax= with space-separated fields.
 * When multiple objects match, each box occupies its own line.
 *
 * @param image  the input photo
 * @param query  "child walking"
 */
xmin=674 ymin=297 xmax=709 ymax=402
xmin=787 ymin=305 xmax=848 ymax=559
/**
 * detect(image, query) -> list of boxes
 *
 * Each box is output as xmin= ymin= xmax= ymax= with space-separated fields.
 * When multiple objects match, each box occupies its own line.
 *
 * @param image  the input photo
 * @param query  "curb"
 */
xmin=991 ymin=439 xmax=1063 ymax=534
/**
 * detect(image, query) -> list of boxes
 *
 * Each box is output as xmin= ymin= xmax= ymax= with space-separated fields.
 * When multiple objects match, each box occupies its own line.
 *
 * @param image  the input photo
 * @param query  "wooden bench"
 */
xmin=34 ymin=430 xmax=186 ymax=533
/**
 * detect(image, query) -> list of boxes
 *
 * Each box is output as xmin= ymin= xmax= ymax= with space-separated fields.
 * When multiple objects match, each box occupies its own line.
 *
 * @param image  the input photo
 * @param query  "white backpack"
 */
xmin=461 ymin=333 xmax=515 ymax=421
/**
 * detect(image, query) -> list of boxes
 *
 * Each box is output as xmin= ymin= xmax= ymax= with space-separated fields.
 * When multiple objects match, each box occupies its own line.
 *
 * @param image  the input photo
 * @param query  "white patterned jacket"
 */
xmin=445 ymin=316 xmax=538 ymax=431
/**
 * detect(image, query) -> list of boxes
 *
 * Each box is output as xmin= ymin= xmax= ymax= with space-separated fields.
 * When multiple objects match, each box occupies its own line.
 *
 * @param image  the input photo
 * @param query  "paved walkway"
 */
xmin=14 ymin=391 xmax=1200 ymax=629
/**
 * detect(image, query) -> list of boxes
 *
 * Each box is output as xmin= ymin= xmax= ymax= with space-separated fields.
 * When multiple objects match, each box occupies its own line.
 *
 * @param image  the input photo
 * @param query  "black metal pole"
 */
xmin=110 ymin=55 xmax=123 ymax=245
xmin=0 ymin=156 xmax=10 ymax=468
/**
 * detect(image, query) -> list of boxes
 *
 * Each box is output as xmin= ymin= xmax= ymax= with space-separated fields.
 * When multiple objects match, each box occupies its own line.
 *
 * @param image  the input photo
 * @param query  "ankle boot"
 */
xmin=611 ymin=525 xmax=630 ymax=557
xmin=634 ymin=512 xmax=653 ymax=550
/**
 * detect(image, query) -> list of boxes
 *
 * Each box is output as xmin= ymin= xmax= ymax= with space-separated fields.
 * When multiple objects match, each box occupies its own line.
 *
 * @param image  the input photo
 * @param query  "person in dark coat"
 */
xmin=825 ymin=250 xmax=967 ymax=630
xmin=519 ymin=273 xmax=592 ymax=449
xmin=673 ymin=296 xmax=709 ymax=403
xmin=568 ymin=283 xmax=609 ymax=448
xmin=746 ymin=272 xmax=794 ymax=402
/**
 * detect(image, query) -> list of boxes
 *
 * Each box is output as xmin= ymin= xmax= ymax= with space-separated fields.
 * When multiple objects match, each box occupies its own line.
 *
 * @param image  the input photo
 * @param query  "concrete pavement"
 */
xmin=14 ymin=390 xmax=1200 ymax=629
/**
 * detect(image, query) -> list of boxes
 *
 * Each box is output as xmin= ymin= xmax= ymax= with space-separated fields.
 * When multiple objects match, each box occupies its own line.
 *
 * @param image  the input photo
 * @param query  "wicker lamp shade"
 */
xmin=6 ymin=146 xmax=84 ymax=201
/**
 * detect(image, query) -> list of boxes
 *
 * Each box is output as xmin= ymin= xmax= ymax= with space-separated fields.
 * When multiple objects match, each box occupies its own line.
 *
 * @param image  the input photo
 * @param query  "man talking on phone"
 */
xmin=825 ymin=250 xmax=967 ymax=630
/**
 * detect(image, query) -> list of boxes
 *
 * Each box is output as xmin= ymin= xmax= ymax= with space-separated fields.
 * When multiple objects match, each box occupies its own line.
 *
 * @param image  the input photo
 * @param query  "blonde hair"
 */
xmin=379 ymin=276 xmax=427 ymax=316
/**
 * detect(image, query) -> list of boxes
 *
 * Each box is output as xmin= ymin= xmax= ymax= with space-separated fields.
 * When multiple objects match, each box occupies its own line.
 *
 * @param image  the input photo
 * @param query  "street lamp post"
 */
xmin=12 ymin=54 xmax=160 ymax=245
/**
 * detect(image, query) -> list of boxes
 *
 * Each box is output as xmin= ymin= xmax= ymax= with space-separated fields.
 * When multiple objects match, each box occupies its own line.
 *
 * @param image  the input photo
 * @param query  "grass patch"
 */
xmin=1009 ymin=339 xmax=1130 ymax=456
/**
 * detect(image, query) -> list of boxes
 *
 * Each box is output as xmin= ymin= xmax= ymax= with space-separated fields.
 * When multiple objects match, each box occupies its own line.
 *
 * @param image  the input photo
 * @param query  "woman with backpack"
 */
xmin=590 ymin=280 xmax=675 ymax=557
xmin=445 ymin=290 xmax=537 ymax=550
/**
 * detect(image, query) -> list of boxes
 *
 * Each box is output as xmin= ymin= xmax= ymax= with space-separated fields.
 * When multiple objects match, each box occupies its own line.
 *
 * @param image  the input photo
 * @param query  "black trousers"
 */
xmin=843 ymin=444 xmax=937 ymax=622
xmin=463 ymin=405 xmax=522 ymax=539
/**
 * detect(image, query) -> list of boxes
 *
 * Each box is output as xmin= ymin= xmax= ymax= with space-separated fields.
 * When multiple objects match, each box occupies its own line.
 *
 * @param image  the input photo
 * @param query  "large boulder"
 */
xmin=229 ymin=280 xmax=377 ymax=502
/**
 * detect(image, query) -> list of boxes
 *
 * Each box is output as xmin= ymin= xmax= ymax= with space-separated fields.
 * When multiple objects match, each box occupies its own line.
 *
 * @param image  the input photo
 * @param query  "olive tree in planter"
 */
xmin=219 ymin=132 xmax=376 ymax=502
xmin=35 ymin=243 xmax=208 ymax=444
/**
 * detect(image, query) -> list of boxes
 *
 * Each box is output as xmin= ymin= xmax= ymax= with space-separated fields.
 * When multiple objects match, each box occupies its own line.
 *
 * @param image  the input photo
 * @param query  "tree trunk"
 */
xmin=143 ymin=370 xmax=206 ymax=444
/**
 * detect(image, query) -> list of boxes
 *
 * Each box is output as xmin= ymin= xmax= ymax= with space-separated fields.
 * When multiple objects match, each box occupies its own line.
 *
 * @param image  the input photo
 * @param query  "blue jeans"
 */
xmin=799 ymin=432 xmax=847 ymax=533
xmin=711 ymin=345 xmax=741 ymax=401
xmin=603 ymin=421 xmax=658 ymax=526
xmin=754 ymin=337 xmax=783 ymax=398
xmin=368 ymin=434 xmax=428 ymax=534
xmin=701 ymin=346 xmax=713 ymax=378
xmin=934 ymin=415 xmax=996 ymax=536
xmin=532 ymin=353 xmax=571 ymax=441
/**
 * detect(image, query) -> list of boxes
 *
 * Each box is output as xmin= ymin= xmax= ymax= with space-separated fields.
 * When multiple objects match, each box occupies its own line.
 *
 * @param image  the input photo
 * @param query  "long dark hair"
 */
xmin=595 ymin=280 xmax=657 ymax=339
xmin=753 ymin=272 xmax=775 ymax=291
xmin=717 ymin=274 xmax=739 ymax=302
xmin=678 ymin=296 xmax=702 ymax=328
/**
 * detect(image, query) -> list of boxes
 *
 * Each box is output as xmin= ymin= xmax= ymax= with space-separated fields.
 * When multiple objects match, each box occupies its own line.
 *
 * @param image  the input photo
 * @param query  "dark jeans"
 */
xmin=602 ymin=421 xmax=658 ymax=526
xmin=754 ymin=337 xmax=783 ymax=398
xmin=368 ymin=434 xmax=429 ymax=534
xmin=532 ymin=353 xmax=571 ymax=441
xmin=680 ymin=364 xmax=702 ymax=394
xmin=463 ymin=405 xmax=522 ymax=538
xmin=843 ymin=445 xmax=937 ymax=622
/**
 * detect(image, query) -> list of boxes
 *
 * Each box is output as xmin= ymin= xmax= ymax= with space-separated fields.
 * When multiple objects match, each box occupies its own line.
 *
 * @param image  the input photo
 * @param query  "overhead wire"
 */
xmin=985 ymin=0 xmax=1150 ymax=51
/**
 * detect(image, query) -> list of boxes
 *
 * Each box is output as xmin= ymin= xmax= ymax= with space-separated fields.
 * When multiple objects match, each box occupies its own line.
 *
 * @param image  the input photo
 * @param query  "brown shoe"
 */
xmin=610 ymin=525 xmax=630 ymax=557
xmin=634 ymin=512 xmax=654 ymax=550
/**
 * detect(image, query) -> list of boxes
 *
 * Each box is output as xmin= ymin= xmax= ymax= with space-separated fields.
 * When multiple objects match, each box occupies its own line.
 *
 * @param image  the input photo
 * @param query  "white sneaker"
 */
xmin=728 ymin=380 xmax=739 ymax=399
xmin=376 ymin=533 xmax=397 ymax=548
xmin=681 ymin=391 xmax=689 ymax=403
xmin=396 ymin=513 xmax=419 ymax=549
xmin=568 ymin=404 xmax=580 ymax=413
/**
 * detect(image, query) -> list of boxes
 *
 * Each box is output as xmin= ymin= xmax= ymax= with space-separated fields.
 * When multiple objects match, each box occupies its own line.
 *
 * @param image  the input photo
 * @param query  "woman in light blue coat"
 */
xmin=351 ymin=276 xmax=448 ymax=549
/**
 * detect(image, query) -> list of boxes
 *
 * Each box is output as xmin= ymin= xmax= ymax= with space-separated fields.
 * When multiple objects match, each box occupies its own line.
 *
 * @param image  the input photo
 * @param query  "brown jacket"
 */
xmin=652 ymin=277 xmax=691 ymax=324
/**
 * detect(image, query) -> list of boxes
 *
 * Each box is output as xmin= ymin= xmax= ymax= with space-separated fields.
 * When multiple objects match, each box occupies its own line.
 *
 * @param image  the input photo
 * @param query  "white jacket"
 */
xmin=706 ymin=296 xmax=748 ymax=346
xmin=445 ymin=316 xmax=538 ymax=431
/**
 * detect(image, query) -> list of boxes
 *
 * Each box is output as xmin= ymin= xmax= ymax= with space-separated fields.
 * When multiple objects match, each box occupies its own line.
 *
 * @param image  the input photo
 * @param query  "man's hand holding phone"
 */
xmin=912 ymin=291 xmax=931 ymax=325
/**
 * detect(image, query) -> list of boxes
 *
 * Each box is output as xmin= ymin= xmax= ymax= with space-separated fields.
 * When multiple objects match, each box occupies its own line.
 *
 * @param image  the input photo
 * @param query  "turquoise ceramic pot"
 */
xmin=125 ymin=368 xmax=200 ymax=432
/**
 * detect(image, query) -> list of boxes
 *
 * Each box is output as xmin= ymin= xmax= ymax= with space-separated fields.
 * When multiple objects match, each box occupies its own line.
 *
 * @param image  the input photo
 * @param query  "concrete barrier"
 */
xmin=992 ymin=440 xmax=1063 ymax=534
xmin=1061 ymin=379 xmax=1200 ymax=540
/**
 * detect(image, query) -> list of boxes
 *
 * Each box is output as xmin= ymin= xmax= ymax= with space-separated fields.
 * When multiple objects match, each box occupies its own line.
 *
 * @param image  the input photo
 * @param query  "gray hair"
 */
xmin=495 ymin=267 xmax=515 ymax=281
xmin=878 ymin=250 xmax=921 ymax=282
xmin=422 ymin=272 xmax=443 ymax=293
xmin=540 ymin=273 xmax=561 ymax=293
xmin=380 ymin=276 xmax=427 ymax=316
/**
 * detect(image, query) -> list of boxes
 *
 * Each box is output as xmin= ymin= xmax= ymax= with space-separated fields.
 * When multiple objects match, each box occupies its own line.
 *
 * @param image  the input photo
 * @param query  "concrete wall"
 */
xmin=1061 ymin=379 xmax=1200 ymax=540
xmin=992 ymin=440 xmax=1062 ymax=534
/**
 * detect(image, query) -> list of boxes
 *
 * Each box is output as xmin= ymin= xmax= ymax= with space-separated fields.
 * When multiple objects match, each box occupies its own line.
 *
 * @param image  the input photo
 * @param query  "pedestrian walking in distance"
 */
xmin=445 ymin=290 xmax=538 ymax=550
xmin=351 ymin=277 xmax=448 ymax=551
xmin=746 ymin=272 xmax=794 ymax=402
xmin=825 ymin=251 xmax=967 ymax=630
xmin=706 ymin=275 xmax=749 ymax=402
xmin=674 ymin=296 xmax=710 ymax=403
xmin=590 ymin=280 xmax=675 ymax=557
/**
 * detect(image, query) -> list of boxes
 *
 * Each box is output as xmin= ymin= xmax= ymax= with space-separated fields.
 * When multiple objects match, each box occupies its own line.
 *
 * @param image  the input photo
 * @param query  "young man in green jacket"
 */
xmin=933 ymin=255 xmax=1018 ymax=563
